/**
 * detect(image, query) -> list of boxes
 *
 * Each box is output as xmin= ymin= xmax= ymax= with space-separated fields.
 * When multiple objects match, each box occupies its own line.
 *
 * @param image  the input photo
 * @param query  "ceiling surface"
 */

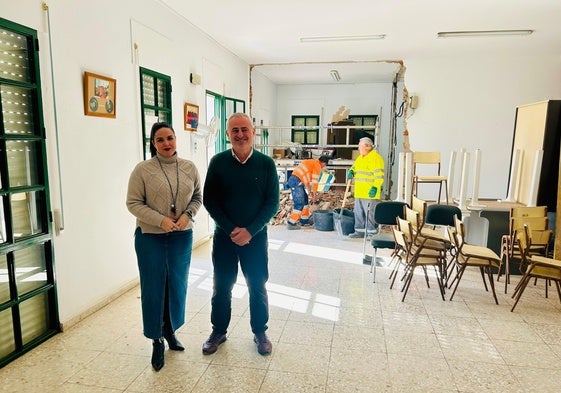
xmin=159 ymin=0 xmax=561 ymax=84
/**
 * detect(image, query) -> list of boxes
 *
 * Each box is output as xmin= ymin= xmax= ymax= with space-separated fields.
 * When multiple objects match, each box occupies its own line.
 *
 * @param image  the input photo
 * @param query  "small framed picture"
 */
xmin=83 ymin=71 xmax=116 ymax=118
xmin=184 ymin=102 xmax=199 ymax=131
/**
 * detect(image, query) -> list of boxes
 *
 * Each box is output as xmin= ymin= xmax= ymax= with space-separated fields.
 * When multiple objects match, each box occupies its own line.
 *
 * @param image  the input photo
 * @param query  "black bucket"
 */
xmin=333 ymin=208 xmax=355 ymax=235
xmin=313 ymin=210 xmax=334 ymax=231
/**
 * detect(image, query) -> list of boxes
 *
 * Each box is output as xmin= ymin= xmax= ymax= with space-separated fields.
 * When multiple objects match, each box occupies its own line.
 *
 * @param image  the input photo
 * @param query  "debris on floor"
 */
xmin=271 ymin=188 xmax=354 ymax=225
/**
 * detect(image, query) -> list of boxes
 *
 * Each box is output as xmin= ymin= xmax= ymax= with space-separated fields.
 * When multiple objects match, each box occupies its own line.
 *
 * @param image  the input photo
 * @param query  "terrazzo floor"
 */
xmin=1 ymin=224 xmax=561 ymax=392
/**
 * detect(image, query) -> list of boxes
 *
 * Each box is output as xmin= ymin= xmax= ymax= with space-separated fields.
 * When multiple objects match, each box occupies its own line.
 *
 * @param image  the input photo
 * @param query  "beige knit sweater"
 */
xmin=126 ymin=153 xmax=202 ymax=234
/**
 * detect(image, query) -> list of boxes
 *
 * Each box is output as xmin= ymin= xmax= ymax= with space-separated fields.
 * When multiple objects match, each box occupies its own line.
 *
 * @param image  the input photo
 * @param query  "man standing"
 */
xmin=202 ymin=113 xmax=279 ymax=355
xmin=347 ymin=137 xmax=385 ymax=238
xmin=286 ymin=156 xmax=330 ymax=229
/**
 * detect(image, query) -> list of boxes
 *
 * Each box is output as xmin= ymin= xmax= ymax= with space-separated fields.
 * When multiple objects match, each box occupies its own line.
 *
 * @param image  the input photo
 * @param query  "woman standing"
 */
xmin=126 ymin=122 xmax=202 ymax=371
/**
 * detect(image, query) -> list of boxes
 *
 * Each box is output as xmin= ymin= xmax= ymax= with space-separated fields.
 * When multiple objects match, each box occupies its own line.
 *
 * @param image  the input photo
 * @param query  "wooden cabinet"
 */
xmin=511 ymin=100 xmax=561 ymax=211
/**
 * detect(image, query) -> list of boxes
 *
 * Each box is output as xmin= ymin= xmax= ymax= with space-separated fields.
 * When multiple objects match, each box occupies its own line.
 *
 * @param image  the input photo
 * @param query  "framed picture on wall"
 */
xmin=83 ymin=71 xmax=116 ymax=118
xmin=184 ymin=102 xmax=199 ymax=131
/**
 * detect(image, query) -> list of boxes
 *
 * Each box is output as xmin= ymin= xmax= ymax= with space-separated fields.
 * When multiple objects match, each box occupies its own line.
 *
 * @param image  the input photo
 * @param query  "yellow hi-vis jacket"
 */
xmin=351 ymin=150 xmax=385 ymax=199
xmin=292 ymin=159 xmax=323 ymax=192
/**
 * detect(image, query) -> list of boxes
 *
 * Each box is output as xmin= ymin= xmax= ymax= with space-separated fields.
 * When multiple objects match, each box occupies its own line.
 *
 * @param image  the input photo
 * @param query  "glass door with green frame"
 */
xmin=0 ymin=17 xmax=59 ymax=368
xmin=206 ymin=92 xmax=245 ymax=153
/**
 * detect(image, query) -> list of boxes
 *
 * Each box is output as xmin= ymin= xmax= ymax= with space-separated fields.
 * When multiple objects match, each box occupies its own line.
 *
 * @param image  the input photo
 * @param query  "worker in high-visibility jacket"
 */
xmin=346 ymin=137 xmax=385 ymax=238
xmin=286 ymin=155 xmax=330 ymax=229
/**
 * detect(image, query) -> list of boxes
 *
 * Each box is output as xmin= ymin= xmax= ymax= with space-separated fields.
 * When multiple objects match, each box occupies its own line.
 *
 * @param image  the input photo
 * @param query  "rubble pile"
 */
xmin=271 ymin=188 xmax=355 ymax=225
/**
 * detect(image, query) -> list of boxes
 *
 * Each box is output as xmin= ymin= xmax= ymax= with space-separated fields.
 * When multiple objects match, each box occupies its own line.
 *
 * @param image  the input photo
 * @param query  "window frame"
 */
xmin=139 ymin=67 xmax=172 ymax=159
xmin=0 ymin=16 xmax=59 ymax=368
xmin=291 ymin=115 xmax=319 ymax=145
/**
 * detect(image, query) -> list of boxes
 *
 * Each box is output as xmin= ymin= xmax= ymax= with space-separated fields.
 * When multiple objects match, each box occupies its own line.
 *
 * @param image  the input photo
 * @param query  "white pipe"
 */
xmin=404 ymin=152 xmax=413 ymax=204
xmin=447 ymin=150 xmax=457 ymax=203
xmin=527 ymin=149 xmax=544 ymax=207
xmin=44 ymin=3 xmax=65 ymax=233
xmin=454 ymin=147 xmax=466 ymax=202
xmin=499 ymin=148 xmax=522 ymax=203
xmin=469 ymin=149 xmax=486 ymax=209
xmin=458 ymin=151 xmax=470 ymax=211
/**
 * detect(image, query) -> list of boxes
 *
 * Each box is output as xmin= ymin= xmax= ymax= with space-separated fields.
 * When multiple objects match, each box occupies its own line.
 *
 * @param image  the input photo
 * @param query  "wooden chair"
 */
xmin=404 ymin=206 xmax=447 ymax=255
xmin=510 ymin=224 xmax=561 ymax=312
xmin=392 ymin=222 xmax=446 ymax=302
xmin=390 ymin=214 xmax=441 ymax=287
xmin=447 ymin=215 xmax=501 ymax=304
xmin=411 ymin=152 xmax=448 ymax=204
xmin=411 ymin=196 xmax=427 ymax=226
xmin=498 ymin=206 xmax=549 ymax=293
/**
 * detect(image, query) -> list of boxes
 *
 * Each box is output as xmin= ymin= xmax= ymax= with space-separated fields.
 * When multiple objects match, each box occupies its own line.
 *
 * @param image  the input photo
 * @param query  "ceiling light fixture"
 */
xmin=437 ymin=29 xmax=534 ymax=38
xmin=300 ymin=34 xmax=386 ymax=43
xmin=330 ymin=70 xmax=341 ymax=82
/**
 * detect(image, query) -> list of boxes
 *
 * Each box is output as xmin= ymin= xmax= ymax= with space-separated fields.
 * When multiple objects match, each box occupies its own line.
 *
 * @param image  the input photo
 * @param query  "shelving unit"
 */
xmin=254 ymin=123 xmax=378 ymax=187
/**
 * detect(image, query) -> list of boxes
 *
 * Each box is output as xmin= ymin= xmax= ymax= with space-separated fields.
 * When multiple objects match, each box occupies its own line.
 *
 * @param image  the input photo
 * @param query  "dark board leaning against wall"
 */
xmin=510 ymin=100 xmax=561 ymax=212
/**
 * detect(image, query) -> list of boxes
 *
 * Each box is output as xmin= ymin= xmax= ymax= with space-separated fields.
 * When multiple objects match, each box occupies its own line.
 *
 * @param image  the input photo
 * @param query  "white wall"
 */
xmin=253 ymin=81 xmax=404 ymax=197
xmin=4 ymin=1 xmax=561 ymax=327
xmin=405 ymin=54 xmax=561 ymax=200
xmin=1 ymin=0 xmax=249 ymax=326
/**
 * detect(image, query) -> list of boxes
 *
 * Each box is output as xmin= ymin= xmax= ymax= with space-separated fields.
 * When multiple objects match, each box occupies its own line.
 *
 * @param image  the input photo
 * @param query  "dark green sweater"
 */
xmin=203 ymin=149 xmax=280 ymax=236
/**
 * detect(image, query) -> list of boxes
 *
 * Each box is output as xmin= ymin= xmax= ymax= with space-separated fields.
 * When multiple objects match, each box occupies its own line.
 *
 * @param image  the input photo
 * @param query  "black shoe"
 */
xmin=163 ymin=331 xmax=185 ymax=351
xmin=202 ymin=332 xmax=227 ymax=355
xmin=254 ymin=332 xmax=272 ymax=355
xmin=151 ymin=338 xmax=165 ymax=371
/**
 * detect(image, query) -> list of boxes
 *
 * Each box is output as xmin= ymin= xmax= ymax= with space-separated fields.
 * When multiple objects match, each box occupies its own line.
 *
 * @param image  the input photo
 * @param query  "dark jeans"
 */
xmin=211 ymin=228 xmax=269 ymax=335
xmin=287 ymin=175 xmax=308 ymax=212
xmin=135 ymin=227 xmax=193 ymax=339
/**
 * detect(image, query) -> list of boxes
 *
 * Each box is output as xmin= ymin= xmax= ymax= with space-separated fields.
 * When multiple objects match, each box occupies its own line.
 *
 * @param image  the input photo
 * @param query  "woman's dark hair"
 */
xmin=149 ymin=122 xmax=175 ymax=157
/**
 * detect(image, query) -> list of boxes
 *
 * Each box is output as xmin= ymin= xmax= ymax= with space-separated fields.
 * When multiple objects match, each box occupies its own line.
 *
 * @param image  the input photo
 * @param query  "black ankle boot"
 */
xmin=163 ymin=330 xmax=185 ymax=351
xmin=151 ymin=338 xmax=165 ymax=371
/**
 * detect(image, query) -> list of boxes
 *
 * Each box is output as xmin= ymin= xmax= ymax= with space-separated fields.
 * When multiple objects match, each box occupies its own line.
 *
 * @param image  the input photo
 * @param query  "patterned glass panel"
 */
xmin=293 ymin=131 xmax=305 ymax=144
xmin=307 ymin=132 xmax=318 ymax=144
xmin=0 ymin=254 xmax=9 ymax=304
xmin=293 ymin=117 xmax=305 ymax=127
xmin=1 ymin=85 xmax=35 ymax=136
xmin=11 ymin=191 xmax=45 ymax=239
xmin=305 ymin=117 xmax=319 ymax=126
xmin=0 ymin=28 xmax=30 ymax=83
xmin=0 ymin=308 xmax=15 ymax=357
xmin=6 ymin=140 xmax=39 ymax=187
xmin=14 ymin=243 xmax=47 ymax=296
xmin=156 ymin=79 xmax=168 ymax=107
xmin=142 ymin=74 xmax=154 ymax=106
xmin=158 ymin=111 xmax=170 ymax=124
xmin=0 ymin=195 xmax=6 ymax=243
xmin=20 ymin=293 xmax=48 ymax=345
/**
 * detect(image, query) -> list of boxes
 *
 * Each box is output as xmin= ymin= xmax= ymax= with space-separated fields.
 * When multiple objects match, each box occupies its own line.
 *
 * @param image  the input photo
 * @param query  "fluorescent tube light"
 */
xmin=437 ymin=30 xmax=533 ymax=38
xmin=300 ymin=34 xmax=386 ymax=43
xmin=330 ymin=70 xmax=341 ymax=82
